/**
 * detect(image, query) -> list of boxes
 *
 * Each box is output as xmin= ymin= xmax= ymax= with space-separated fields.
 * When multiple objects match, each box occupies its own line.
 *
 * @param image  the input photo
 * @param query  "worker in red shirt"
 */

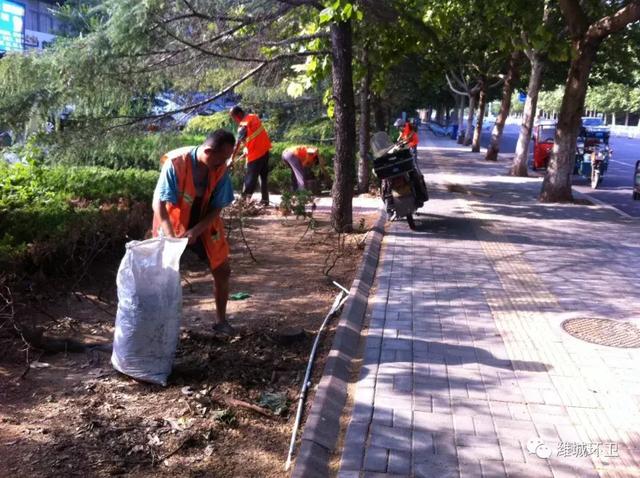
xmin=281 ymin=145 xmax=322 ymax=191
xmin=398 ymin=120 xmax=419 ymax=160
xmin=230 ymin=106 xmax=272 ymax=206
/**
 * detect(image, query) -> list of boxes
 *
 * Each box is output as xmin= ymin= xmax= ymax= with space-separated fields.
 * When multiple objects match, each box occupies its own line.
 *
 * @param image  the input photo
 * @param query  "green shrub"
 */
xmin=282 ymin=117 xmax=334 ymax=143
xmin=279 ymin=190 xmax=314 ymax=219
xmin=183 ymin=112 xmax=235 ymax=135
xmin=23 ymin=132 xmax=192 ymax=170
xmin=0 ymin=162 xmax=157 ymax=274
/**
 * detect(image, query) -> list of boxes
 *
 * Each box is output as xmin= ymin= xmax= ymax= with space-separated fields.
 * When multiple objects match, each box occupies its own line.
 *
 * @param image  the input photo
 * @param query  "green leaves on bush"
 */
xmin=282 ymin=117 xmax=334 ymax=143
xmin=0 ymin=163 xmax=158 ymax=273
xmin=279 ymin=190 xmax=314 ymax=219
xmin=183 ymin=112 xmax=235 ymax=135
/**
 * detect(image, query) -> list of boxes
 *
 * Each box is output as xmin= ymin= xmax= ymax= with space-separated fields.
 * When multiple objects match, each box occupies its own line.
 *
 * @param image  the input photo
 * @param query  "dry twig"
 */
xmin=210 ymin=392 xmax=273 ymax=418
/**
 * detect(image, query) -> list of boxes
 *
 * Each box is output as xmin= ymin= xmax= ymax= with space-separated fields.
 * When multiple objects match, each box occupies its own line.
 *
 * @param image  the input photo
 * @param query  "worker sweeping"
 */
xmin=152 ymin=129 xmax=236 ymax=336
xmin=229 ymin=106 xmax=272 ymax=206
xmin=281 ymin=145 xmax=323 ymax=191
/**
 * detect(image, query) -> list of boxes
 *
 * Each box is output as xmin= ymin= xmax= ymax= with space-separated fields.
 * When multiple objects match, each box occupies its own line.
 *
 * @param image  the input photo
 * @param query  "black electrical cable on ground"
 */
xmin=284 ymin=283 xmax=349 ymax=471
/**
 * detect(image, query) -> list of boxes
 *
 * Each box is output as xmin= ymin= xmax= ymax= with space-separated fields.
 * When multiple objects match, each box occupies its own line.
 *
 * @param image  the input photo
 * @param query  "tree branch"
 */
xmin=106 ymin=61 xmax=269 ymax=128
xmin=263 ymin=32 xmax=328 ymax=46
xmin=445 ymin=73 xmax=469 ymax=96
xmin=558 ymin=0 xmax=590 ymax=38
xmin=520 ymin=31 xmax=534 ymax=61
xmin=489 ymin=77 xmax=505 ymax=89
xmin=277 ymin=0 xmax=323 ymax=9
xmin=587 ymin=1 xmax=640 ymax=41
xmin=181 ymin=0 xmax=251 ymax=23
xmin=159 ymin=24 xmax=266 ymax=62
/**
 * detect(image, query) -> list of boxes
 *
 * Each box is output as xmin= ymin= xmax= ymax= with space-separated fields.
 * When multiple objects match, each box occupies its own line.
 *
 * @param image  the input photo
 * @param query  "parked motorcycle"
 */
xmin=371 ymin=131 xmax=428 ymax=230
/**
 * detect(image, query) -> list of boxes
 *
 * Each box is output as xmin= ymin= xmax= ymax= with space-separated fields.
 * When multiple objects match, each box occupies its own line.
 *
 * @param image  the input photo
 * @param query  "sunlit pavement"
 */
xmin=337 ymin=131 xmax=640 ymax=477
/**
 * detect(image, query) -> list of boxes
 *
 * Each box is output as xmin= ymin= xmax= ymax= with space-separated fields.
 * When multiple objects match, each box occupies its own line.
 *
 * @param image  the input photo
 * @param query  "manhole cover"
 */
xmin=562 ymin=318 xmax=640 ymax=348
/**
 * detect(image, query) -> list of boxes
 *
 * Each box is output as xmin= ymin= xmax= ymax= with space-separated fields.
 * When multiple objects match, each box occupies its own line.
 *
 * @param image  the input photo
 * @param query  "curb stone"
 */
xmin=291 ymin=212 xmax=386 ymax=478
xmin=571 ymin=187 xmax=633 ymax=218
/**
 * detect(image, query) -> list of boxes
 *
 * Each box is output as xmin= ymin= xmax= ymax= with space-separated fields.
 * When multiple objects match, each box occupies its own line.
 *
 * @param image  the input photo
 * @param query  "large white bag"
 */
xmin=111 ymin=237 xmax=188 ymax=386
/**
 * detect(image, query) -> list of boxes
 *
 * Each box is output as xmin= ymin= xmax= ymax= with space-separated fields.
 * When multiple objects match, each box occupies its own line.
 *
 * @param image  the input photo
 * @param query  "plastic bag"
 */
xmin=111 ymin=237 xmax=188 ymax=386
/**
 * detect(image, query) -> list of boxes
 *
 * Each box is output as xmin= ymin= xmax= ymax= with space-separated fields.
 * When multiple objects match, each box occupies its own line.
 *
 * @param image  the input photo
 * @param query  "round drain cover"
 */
xmin=562 ymin=318 xmax=640 ymax=348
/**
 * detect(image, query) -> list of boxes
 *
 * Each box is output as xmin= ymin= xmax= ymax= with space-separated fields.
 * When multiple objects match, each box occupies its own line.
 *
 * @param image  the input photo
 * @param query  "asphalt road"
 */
xmin=480 ymin=123 xmax=640 ymax=217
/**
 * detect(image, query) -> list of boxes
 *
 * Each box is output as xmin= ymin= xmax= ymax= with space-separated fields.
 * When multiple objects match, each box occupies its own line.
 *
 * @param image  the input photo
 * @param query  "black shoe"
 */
xmin=212 ymin=321 xmax=236 ymax=336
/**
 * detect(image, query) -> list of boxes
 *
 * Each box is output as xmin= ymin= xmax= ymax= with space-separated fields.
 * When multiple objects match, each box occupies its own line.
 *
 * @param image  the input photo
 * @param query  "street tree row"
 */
xmin=1 ymin=0 xmax=640 ymax=227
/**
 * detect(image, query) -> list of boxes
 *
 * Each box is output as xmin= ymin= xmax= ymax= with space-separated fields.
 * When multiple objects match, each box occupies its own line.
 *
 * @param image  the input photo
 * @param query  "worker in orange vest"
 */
xmin=229 ymin=106 xmax=272 ymax=206
xmin=282 ymin=145 xmax=321 ymax=191
xmin=152 ymin=129 xmax=236 ymax=335
xmin=398 ymin=120 xmax=419 ymax=160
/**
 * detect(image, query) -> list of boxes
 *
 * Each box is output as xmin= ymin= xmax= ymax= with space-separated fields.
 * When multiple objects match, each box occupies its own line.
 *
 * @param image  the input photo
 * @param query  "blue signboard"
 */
xmin=0 ymin=0 xmax=25 ymax=53
xmin=518 ymin=91 xmax=527 ymax=103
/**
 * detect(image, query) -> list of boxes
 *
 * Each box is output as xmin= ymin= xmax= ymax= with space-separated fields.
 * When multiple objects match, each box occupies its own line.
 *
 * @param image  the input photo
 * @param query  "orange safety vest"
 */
xmin=401 ymin=123 xmax=419 ymax=148
xmin=285 ymin=145 xmax=319 ymax=168
xmin=153 ymin=147 xmax=230 ymax=271
xmin=239 ymin=114 xmax=271 ymax=162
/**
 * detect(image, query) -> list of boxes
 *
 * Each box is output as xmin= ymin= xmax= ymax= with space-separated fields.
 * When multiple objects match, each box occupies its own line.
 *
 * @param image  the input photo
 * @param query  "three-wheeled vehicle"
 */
xmin=633 ymin=160 xmax=640 ymax=200
xmin=574 ymin=129 xmax=611 ymax=189
xmin=532 ymin=120 xmax=556 ymax=170
xmin=574 ymin=143 xmax=610 ymax=189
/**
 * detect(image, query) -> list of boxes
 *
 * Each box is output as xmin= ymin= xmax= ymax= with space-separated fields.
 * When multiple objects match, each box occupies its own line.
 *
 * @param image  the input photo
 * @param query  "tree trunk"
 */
xmin=611 ymin=112 xmax=616 ymax=126
xmin=625 ymin=112 xmax=630 ymax=126
xmin=486 ymin=52 xmax=521 ymax=162
xmin=457 ymin=95 xmax=465 ymax=128
xmin=373 ymin=97 xmax=385 ymax=132
xmin=330 ymin=20 xmax=356 ymax=231
xmin=463 ymin=93 xmax=477 ymax=145
xmin=357 ymin=47 xmax=371 ymax=194
xmin=471 ymin=85 xmax=487 ymax=152
xmin=540 ymin=41 xmax=598 ymax=202
xmin=455 ymin=95 xmax=465 ymax=143
xmin=511 ymin=55 xmax=545 ymax=176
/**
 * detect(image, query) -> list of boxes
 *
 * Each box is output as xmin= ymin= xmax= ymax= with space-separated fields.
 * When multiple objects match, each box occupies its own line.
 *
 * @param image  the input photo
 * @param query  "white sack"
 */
xmin=111 ymin=237 xmax=188 ymax=385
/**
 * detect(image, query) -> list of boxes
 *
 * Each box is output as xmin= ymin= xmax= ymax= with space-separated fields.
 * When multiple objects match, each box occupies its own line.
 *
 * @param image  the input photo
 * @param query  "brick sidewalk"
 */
xmin=337 ymin=135 xmax=640 ymax=478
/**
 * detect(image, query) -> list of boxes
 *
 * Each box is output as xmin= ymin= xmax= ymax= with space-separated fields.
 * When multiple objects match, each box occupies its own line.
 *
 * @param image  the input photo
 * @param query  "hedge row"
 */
xmin=0 ymin=163 xmax=158 ymax=273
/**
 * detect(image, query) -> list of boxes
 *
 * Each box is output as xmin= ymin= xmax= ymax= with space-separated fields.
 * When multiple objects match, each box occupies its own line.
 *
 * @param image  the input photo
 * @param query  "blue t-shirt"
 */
xmin=153 ymin=148 xmax=234 ymax=210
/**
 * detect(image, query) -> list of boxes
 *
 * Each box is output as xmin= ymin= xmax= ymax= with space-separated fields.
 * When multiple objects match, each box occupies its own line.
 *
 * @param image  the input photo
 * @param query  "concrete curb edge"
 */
xmin=291 ymin=212 xmax=386 ymax=478
xmin=571 ymin=188 xmax=633 ymax=219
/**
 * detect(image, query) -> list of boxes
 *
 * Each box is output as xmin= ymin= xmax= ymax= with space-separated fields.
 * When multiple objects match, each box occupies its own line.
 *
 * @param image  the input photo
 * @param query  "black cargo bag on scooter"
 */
xmin=373 ymin=147 xmax=414 ymax=179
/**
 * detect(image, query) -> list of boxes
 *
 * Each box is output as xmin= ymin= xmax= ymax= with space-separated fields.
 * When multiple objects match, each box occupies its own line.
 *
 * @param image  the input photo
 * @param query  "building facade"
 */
xmin=24 ymin=0 xmax=58 ymax=50
xmin=0 ymin=0 xmax=58 ymax=54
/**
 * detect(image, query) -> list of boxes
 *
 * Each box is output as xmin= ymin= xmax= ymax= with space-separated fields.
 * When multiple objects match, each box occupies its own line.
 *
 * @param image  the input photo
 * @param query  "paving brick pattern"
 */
xmin=337 ymin=136 xmax=640 ymax=478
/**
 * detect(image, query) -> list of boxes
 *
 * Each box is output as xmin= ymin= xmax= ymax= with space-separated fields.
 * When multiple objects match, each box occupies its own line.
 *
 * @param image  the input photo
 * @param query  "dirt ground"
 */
xmin=0 ymin=206 xmax=377 ymax=478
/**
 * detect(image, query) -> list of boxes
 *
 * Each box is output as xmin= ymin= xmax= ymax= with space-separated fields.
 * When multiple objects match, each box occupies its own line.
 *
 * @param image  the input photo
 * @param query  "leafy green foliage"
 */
xmin=0 ymin=163 xmax=157 ymax=273
xmin=183 ymin=112 xmax=236 ymax=136
xmin=535 ymin=83 xmax=640 ymax=115
xmin=537 ymin=86 xmax=565 ymax=114
xmin=14 ymin=131 xmax=202 ymax=170
xmin=585 ymin=84 xmax=636 ymax=114
xmin=279 ymin=190 xmax=314 ymax=219
xmin=282 ymin=117 xmax=334 ymax=142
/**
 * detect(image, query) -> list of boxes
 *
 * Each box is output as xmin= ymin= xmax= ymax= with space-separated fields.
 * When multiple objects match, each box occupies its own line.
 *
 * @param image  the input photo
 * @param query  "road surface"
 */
xmin=480 ymin=123 xmax=640 ymax=217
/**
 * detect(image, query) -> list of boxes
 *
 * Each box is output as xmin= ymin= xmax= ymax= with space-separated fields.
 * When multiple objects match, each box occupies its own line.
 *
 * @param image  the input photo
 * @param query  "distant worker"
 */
xmin=229 ymin=106 xmax=272 ymax=206
xmin=152 ymin=129 xmax=236 ymax=336
xmin=281 ymin=145 xmax=322 ymax=191
xmin=398 ymin=120 xmax=419 ymax=160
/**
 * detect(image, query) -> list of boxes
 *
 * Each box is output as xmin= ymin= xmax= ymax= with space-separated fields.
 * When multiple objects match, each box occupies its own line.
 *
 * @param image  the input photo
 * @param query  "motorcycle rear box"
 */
xmin=373 ymin=148 xmax=414 ymax=179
